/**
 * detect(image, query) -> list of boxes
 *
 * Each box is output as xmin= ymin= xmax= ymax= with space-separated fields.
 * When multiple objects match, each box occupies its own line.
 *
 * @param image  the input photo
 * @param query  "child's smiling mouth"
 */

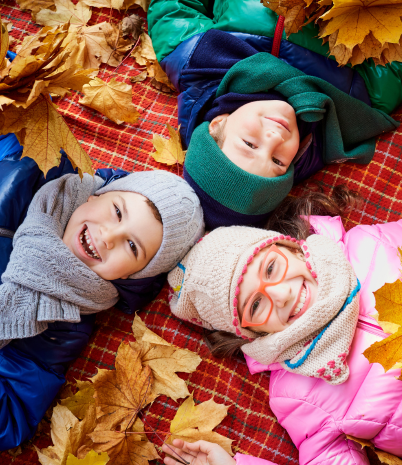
xmin=79 ymin=225 xmax=101 ymax=261
xmin=288 ymin=281 xmax=310 ymax=323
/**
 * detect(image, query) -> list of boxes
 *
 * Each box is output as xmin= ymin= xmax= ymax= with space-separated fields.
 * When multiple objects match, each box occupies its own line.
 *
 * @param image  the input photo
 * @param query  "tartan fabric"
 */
xmin=0 ymin=1 xmax=402 ymax=463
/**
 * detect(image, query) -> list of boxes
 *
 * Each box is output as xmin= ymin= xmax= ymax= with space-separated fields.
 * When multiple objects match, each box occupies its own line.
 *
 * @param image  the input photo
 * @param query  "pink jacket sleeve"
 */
xmin=234 ymin=453 xmax=278 ymax=464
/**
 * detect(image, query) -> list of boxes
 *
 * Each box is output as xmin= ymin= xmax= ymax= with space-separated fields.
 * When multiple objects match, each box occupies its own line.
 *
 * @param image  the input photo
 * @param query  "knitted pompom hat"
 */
xmin=96 ymin=170 xmax=205 ymax=279
xmin=183 ymin=123 xmax=294 ymax=230
xmin=168 ymin=226 xmax=360 ymax=385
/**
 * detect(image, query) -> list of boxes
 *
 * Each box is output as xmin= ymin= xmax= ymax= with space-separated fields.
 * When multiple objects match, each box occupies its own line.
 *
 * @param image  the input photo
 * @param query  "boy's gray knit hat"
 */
xmin=96 ymin=170 xmax=204 ymax=279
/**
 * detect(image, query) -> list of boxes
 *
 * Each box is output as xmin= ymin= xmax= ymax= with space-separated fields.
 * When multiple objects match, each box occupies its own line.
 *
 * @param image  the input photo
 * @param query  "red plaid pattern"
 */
xmin=0 ymin=2 xmax=401 ymax=463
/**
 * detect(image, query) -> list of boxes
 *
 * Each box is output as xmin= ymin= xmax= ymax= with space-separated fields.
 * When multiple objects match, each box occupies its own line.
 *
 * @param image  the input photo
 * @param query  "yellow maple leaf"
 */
xmin=152 ymin=124 xmax=185 ymax=166
xmin=167 ymin=395 xmax=233 ymax=455
xmin=131 ymin=315 xmax=202 ymax=402
xmin=92 ymin=342 xmax=156 ymax=431
xmin=0 ymin=94 xmax=94 ymax=178
xmin=78 ymin=77 xmax=140 ymax=125
xmin=61 ymin=381 xmax=95 ymax=420
xmin=320 ymin=0 xmax=402 ymax=50
xmin=81 ymin=0 xmax=150 ymax=11
xmin=347 ymin=435 xmax=402 ymax=464
xmin=363 ymin=326 xmax=402 ymax=372
xmin=15 ymin=0 xmax=56 ymax=21
xmin=373 ymin=280 xmax=402 ymax=327
xmin=36 ymin=0 xmax=92 ymax=28
xmin=66 ymin=450 xmax=109 ymax=465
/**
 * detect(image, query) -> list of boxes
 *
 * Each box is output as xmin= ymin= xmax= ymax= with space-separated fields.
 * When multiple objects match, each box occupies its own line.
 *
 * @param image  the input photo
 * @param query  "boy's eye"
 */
xmin=114 ymin=204 xmax=122 ymax=221
xmin=273 ymin=158 xmax=284 ymax=166
xmin=244 ymin=140 xmax=257 ymax=149
xmin=128 ymin=240 xmax=138 ymax=258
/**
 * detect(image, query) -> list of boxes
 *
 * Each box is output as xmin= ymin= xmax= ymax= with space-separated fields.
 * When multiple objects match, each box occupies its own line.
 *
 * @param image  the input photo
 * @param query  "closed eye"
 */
xmin=244 ymin=140 xmax=257 ymax=149
xmin=114 ymin=204 xmax=122 ymax=221
xmin=128 ymin=240 xmax=138 ymax=258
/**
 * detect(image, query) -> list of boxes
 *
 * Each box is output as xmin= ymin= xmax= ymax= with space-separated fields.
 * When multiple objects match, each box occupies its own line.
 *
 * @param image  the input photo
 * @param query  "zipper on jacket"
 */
xmin=272 ymin=15 xmax=285 ymax=58
xmin=0 ymin=228 xmax=14 ymax=239
xmin=357 ymin=316 xmax=386 ymax=339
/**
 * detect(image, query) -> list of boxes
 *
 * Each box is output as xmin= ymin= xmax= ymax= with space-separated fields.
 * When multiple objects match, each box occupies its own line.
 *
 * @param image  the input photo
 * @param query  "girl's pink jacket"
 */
xmin=234 ymin=216 xmax=402 ymax=465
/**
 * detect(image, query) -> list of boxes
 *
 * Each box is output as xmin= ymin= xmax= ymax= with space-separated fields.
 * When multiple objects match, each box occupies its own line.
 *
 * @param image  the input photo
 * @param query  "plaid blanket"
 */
xmin=0 ymin=1 xmax=401 ymax=463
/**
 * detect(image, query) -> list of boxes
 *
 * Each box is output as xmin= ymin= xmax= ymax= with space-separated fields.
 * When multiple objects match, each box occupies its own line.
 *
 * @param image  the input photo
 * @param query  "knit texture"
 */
xmin=96 ymin=170 xmax=204 ymax=278
xmin=168 ymin=226 xmax=359 ymax=385
xmin=0 ymin=174 xmax=119 ymax=348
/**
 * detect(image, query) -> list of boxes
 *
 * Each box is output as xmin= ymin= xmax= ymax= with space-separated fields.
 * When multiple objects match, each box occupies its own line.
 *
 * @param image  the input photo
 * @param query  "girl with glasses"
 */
xmin=164 ymin=187 xmax=402 ymax=465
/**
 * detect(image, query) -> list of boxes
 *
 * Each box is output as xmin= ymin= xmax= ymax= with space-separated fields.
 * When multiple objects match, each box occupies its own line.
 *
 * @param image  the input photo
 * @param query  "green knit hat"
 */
xmin=184 ymin=122 xmax=294 ymax=219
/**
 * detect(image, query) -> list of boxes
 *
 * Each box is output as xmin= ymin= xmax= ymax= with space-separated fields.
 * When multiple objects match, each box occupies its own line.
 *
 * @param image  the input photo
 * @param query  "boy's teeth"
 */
xmin=80 ymin=228 xmax=100 ymax=260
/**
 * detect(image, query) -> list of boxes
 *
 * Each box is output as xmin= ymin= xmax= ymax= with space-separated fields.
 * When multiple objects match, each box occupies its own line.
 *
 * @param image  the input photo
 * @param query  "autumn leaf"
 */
xmin=167 ymin=395 xmax=233 ymax=455
xmin=363 ymin=326 xmax=402 ymax=372
xmin=0 ymin=94 xmax=93 ymax=177
xmin=121 ymin=14 xmax=143 ymax=40
xmin=78 ymin=77 xmax=140 ymax=125
xmin=131 ymin=315 xmax=202 ymax=402
xmin=0 ymin=17 xmax=9 ymax=70
xmin=130 ymin=70 xmax=147 ymax=83
xmin=92 ymin=342 xmax=156 ymax=431
xmin=36 ymin=404 xmax=97 ymax=465
xmin=89 ymin=430 xmax=159 ymax=465
xmin=16 ymin=0 xmax=56 ymax=21
xmin=346 ymin=435 xmax=402 ymax=464
xmin=61 ymin=381 xmax=95 ymax=420
xmin=81 ymin=0 xmax=150 ymax=11
xmin=36 ymin=0 xmax=92 ymax=28
xmin=373 ymin=279 xmax=402 ymax=327
xmin=66 ymin=450 xmax=109 ymax=465
xmin=152 ymin=124 xmax=185 ymax=166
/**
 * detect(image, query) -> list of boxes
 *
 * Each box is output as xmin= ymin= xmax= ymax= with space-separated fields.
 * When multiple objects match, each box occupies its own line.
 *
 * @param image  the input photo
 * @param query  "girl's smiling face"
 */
xmin=63 ymin=191 xmax=163 ymax=281
xmin=237 ymin=245 xmax=318 ymax=334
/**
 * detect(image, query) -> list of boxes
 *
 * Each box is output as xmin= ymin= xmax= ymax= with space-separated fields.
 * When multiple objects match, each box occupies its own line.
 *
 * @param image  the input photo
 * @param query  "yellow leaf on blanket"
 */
xmin=79 ymin=77 xmax=140 ymax=125
xmin=0 ymin=16 xmax=9 ymax=71
xmin=167 ymin=395 xmax=233 ymax=455
xmin=36 ymin=0 xmax=92 ymax=28
xmin=131 ymin=315 xmax=202 ymax=401
xmin=61 ymin=381 xmax=95 ymax=420
xmin=151 ymin=124 xmax=185 ymax=166
xmin=66 ymin=450 xmax=109 ymax=465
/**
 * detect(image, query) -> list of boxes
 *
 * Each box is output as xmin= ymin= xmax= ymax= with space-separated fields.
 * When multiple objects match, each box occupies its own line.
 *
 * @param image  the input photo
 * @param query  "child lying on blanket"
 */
xmin=166 ymin=188 xmax=402 ymax=465
xmin=148 ymin=0 xmax=400 ymax=229
xmin=0 ymin=143 xmax=204 ymax=450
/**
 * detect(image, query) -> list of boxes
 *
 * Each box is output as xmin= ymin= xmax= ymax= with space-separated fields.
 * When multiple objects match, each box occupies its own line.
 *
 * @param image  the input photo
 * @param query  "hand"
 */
xmin=162 ymin=439 xmax=236 ymax=465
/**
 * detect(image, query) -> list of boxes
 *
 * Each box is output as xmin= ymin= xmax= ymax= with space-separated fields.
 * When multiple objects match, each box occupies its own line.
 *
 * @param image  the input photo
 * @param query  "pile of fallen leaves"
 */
xmin=363 ymin=247 xmax=402 ymax=382
xmin=35 ymin=315 xmax=233 ymax=465
xmin=261 ymin=0 xmax=402 ymax=66
xmin=1 ymin=0 xmax=176 ymax=176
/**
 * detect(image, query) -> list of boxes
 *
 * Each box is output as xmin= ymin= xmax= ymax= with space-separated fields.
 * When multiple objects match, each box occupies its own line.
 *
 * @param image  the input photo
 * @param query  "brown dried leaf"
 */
xmin=78 ymin=77 xmax=140 ymax=125
xmin=346 ymin=436 xmax=402 ymax=465
xmin=151 ymin=124 xmax=185 ymax=166
xmin=36 ymin=0 xmax=92 ymax=28
xmin=167 ymin=395 xmax=233 ymax=455
xmin=36 ymin=404 xmax=97 ymax=465
xmin=0 ymin=16 xmax=9 ymax=69
xmin=350 ymin=45 xmax=365 ymax=66
xmin=121 ymin=14 xmax=143 ymax=40
xmin=130 ymin=70 xmax=147 ymax=83
xmin=81 ymin=0 xmax=149 ymax=10
xmin=131 ymin=315 xmax=201 ymax=402
xmin=148 ymin=61 xmax=176 ymax=92
xmin=131 ymin=32 xmax=156 ymax=64
xmin=90 ymin=431 xmax=159 ymax=465
xmin=92 ymin=342 xmax=156 ymax=431
xmin=0 ymin=94 xmax=94 ymax=177
xmin=100 ymin=22 xmax=134 ymax=59
xmin=261 ymin=0 xmax=288 ymax=17
xmin=15 ymin=0 xmax=56 ymax=21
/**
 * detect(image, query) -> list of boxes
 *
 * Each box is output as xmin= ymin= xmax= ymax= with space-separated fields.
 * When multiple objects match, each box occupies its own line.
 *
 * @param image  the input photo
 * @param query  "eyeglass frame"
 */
xmin=241 ymin=244 xmax=289 ymax=328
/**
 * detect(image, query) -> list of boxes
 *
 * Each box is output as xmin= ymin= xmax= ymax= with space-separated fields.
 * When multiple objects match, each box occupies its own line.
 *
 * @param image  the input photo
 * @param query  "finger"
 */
xmin=162 ymin=443 xmax=196 ymax=464
xmin=183 ymin=440 xmax=220 ymax=455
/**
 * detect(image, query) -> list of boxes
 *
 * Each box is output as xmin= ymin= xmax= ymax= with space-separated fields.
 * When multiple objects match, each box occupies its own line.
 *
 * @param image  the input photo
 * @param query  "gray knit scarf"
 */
xmin=0 ymin=174 xmax=119 ymax=348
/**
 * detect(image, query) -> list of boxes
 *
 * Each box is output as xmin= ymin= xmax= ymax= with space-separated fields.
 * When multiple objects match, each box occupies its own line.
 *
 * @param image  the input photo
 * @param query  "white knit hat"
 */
xmin=168 ymin=226 xmax=360 ymax=385
xmin=96 ymin=170 xmax=205 ymax=279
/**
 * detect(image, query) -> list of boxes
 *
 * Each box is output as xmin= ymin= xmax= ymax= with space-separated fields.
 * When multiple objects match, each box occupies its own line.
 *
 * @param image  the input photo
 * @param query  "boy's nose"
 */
xmin=100 ymin=226 xmax=115 ymax=249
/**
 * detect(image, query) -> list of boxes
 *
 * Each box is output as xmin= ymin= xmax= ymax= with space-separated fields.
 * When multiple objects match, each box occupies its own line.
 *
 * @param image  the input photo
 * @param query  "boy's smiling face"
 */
xmin=63 ymin=191 xmax=163 ymax=281
xmin=209 ymin=100 xmax=300 ymax=178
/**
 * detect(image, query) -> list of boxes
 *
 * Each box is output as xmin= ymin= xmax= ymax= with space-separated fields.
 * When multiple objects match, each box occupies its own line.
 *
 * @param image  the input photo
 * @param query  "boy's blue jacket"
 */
xmin=0 ymin=134 xmax=166 ymax=450
xmin=0 ymin=53 xmax=165 ymax=448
